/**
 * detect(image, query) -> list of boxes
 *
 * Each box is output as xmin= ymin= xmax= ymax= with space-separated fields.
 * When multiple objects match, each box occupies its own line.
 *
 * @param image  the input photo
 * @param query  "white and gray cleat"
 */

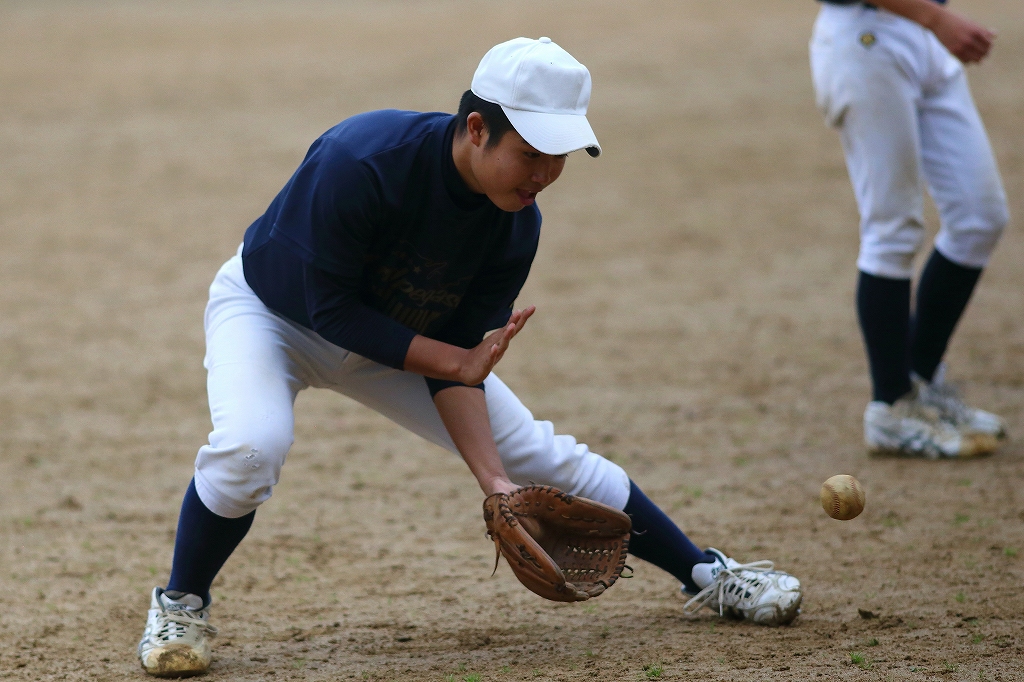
xmin=682 ymin=548 xmax=802 ymax=626
xmin=864 ymin=392 xmax=997 ymax=459
xmin=913 ymin=364 xmax=1006 ymax=441
xmin=138 ymin=587 xmax=217 ymax=678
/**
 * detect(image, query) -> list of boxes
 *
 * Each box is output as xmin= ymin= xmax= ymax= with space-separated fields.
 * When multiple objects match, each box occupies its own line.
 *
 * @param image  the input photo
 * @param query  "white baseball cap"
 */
xmin=471 ymin=37 xmax=601 ymax=158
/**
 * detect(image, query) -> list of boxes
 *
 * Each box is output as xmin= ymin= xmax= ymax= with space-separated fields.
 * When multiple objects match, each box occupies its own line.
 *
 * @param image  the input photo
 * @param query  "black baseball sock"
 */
xmin=857 ymin=271 xmax=912 ymax=404
xmin=910 ymin=249 xmax=982 ymax=383
xmin=623 ymin=479 xmax=714 ymax=593
xmin=166 ymin=478 xmax=255 ymax=605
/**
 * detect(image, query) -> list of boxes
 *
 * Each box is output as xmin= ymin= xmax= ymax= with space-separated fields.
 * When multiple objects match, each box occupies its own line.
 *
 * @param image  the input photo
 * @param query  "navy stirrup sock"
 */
xmin=166 ymin=479 xmax=255 ymax=604
xmin=910 ymin=249 xmax=982 ymax=382
xmin=623 ymin=479 xmax=713 ymax=593
xmin=857 ymin=271 xmax=912 ymax=404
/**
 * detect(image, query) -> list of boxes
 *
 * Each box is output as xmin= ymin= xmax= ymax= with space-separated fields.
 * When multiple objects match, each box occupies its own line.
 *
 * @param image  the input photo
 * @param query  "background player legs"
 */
xmin=812 ymin=8 xmax=1008 ymax=454
xmin=910 ymin=69 xmax=1008 ymax=383
xmin=857 ymin=272 xmax=912 ymax=404
xmin=910 ymin=249 xmax=981 ymax=383
xmin=835 ymin=45 xmax=924 ymax=406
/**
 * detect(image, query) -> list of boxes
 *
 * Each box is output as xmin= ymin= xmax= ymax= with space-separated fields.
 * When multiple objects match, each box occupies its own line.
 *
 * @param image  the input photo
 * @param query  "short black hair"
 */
xmin=455 ymin=90 xmax=515 ymax=148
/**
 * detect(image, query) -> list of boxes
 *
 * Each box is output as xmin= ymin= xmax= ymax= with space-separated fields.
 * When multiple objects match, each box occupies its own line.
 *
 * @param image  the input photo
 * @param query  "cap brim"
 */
xmin=501 ymin=106 xmax=601 ymax=158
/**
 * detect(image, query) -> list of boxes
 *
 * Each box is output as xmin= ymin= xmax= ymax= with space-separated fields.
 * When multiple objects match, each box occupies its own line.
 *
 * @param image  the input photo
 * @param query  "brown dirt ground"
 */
xmin=2 ymin=1 xmax=1023 ymax=680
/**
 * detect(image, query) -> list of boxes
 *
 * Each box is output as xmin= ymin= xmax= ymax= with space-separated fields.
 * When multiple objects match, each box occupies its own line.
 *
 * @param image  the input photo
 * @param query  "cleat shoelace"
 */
xmin=148 ymin=608 xmax=218 ymax=644
xmin=682 ymin=559 xmax=776 ymax=617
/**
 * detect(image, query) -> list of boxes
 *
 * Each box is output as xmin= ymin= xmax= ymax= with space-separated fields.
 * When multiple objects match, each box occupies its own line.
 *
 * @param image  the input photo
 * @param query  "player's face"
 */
xmin=474 ymin=131 xmax=567 ymax=212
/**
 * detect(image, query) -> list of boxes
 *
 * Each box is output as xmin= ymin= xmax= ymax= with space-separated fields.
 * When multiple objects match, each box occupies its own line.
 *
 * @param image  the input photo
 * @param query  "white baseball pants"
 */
xmin=192 ymin=248 xmax=630 ymax=518
xmin=810 ymin=4 xmax=1008 ymax=279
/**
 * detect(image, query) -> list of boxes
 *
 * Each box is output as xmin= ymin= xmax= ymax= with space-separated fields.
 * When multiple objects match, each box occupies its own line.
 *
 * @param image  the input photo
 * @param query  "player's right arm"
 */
xmin=303 ymin=264 xmax=534 ymax=384
xmin=404 ymin=306 xmax=535 ymax=386
xmin=870 ymin=0 xmax=994 ymax=63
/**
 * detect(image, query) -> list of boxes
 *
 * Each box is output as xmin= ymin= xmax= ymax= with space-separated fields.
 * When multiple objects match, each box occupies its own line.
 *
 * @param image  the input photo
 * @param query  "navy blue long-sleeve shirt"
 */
xmin=241 ymin=110 xmax=541 ymax=395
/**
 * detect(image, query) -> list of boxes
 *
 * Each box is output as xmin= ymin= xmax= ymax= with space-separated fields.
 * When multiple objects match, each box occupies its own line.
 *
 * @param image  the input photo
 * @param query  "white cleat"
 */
xmin=682 ymin=549 xmax=802 ymax=626
xmin=864 ymin=394 xmax=997 ymax=459
xmin=914 ymin=364 xmax=1007 ymax=441
xmin=138 ymin=588 xmax=217 ymax=678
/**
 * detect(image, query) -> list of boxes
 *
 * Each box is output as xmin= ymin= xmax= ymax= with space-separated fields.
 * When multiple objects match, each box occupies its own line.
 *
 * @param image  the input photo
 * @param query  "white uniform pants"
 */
xmin=192 ymin=249 xmax=631 ymax=518
xmin=810 ymin=4 xmax=1008 ymax=279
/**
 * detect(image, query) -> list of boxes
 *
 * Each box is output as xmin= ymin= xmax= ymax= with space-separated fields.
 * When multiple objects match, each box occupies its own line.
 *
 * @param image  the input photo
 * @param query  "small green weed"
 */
xmin=956 ymin=591 xmax=967 ymax=603
xmin=1004 ymin=547 xmax=1018 ymax=558
xmin=464 ymin=674 xmax=481 ymax=682
xmin=643 ymin=663 xmax=664 ymax=678
xmin=850 ymin=652 xmax=871 ymax=670
xmin=953 ymin=514 xmax=970 ymax=526
xmin=866 ymin=637 xmax=879 ymax=647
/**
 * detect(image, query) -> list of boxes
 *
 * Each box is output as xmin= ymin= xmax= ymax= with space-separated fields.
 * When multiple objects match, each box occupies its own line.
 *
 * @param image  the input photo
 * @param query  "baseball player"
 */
xmin=137 ymin=37 xmax=802 ymax=677
xmin=810 ymin=0 xmax=1009 ymax=458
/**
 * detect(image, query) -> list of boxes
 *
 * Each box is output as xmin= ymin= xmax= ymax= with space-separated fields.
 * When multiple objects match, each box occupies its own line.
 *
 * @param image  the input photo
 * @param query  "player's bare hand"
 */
xmin=931 ymin=9 xmax=994 ymax=63
xmin=459 ymin=306 xmax=535 ymax=385
xmin=483 ymin=477 xmax=519 ymax=497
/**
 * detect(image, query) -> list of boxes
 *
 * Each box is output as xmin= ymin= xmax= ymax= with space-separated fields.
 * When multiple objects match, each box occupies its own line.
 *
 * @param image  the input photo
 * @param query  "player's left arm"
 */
xmin=432 ymin=385 xmax=519 ymax=497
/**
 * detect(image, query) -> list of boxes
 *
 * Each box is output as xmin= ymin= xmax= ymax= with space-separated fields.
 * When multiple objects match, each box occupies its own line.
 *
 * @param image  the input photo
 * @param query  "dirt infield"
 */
xmin=2 ymin=1 xmax=1022 ymax=680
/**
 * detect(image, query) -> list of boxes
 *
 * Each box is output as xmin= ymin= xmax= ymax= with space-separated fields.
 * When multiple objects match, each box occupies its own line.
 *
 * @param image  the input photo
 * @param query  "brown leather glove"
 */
xmin=483 ymin=485 xmax=632 ymax=602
